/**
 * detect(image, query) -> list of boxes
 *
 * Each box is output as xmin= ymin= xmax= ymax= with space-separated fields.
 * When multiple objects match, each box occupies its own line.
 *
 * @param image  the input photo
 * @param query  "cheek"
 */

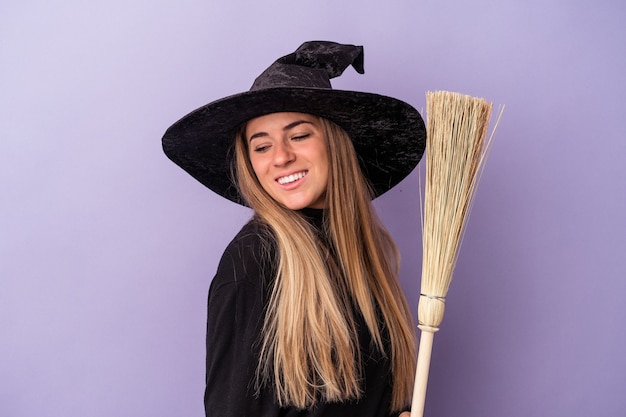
xmin=249 ymin=158 xmax=275 ymax=194
xmin=317 ymin=149 xmax=330 ymax=178
xmin=248 ymin=156 xmax=265 ymax=178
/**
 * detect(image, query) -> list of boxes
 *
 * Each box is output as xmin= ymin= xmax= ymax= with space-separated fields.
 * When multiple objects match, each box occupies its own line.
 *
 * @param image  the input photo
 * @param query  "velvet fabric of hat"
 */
xmin=162 ymin=41 xmax=426 ymax=205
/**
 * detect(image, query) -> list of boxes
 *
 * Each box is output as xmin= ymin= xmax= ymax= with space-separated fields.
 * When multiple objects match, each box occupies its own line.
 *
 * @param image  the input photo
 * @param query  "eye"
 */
xmin=291 ymin=133 xmax=310 ymax=141
xmin=252 ymin=144 xmax=271 ymax=153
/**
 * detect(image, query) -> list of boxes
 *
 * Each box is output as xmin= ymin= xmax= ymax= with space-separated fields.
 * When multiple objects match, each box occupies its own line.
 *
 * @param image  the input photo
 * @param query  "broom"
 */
xmin=410 ymin=90 xmax=501 ymax=417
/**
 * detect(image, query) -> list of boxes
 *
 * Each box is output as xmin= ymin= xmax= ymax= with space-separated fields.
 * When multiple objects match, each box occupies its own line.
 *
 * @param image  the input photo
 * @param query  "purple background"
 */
xmin=1 ymin=1 xmax=625 ymax=416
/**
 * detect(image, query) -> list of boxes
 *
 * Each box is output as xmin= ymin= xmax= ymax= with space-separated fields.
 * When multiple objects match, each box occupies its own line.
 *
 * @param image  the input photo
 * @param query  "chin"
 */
xmin=274 ymin=193 xmax=326 ymax=211
xmin=281 ymin=202 xmax=309 ymax=211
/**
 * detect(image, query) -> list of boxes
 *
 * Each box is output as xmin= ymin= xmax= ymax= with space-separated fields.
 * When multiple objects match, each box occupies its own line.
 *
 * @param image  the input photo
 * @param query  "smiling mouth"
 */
xmin=277 ymin=171 xmax=307 ymax=185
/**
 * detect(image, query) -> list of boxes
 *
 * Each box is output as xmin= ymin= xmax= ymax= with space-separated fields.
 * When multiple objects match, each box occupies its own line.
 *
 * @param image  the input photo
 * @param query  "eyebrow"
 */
xmin=248 ymin=120 xmax=313 ymax=142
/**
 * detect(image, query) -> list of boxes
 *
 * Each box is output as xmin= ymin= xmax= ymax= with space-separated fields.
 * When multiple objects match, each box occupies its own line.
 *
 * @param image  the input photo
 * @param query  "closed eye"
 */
xmin=253 ymin=144 xmax=271 ymax=153
xmin=292 ymin=133 xmax=310 ymax=141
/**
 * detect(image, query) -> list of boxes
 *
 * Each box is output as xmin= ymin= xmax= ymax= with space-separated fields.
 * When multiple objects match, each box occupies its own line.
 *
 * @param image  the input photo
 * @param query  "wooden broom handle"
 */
xmin=411 ymin=330 xmax=435 ymax=417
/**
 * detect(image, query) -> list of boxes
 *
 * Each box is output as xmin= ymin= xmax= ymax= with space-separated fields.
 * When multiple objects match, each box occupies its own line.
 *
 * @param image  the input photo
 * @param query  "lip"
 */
xmin=275 ymin=170 xmax=308 ymax=187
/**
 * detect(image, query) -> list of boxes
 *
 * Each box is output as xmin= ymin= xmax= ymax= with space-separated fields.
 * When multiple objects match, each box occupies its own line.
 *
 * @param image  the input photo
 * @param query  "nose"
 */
xmin=272 ymin=140 xmax=295 ymax=166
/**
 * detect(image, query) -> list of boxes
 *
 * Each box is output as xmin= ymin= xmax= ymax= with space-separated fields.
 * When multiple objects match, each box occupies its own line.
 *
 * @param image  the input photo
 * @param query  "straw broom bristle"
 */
xmin=418 ymin=90 xmax=493 ymax=331
xmin=411 ymin=91 xmax=498 ymax=417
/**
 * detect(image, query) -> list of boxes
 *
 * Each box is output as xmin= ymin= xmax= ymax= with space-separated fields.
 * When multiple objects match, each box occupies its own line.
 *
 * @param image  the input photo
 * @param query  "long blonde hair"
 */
xmin=233 ymin=116 xmax=416 ymax=412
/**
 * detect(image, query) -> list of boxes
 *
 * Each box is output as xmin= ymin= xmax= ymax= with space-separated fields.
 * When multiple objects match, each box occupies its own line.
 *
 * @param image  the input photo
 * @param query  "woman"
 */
xmin=162 ymin=41 xmax=426 ymax=417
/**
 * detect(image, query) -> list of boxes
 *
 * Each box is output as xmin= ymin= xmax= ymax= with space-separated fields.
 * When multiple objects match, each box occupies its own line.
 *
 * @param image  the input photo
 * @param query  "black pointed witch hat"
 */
xmin=162 ymin=41 xmax=426 ymax=205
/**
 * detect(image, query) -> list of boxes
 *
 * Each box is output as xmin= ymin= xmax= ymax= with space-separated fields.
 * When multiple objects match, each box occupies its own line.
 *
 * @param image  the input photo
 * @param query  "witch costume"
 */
xmin=162 ymin=41 xmax=426 ymax=417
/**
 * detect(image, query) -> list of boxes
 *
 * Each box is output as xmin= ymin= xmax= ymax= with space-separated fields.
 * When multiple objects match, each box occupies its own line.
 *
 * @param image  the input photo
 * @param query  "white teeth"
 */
xmin=278 ymin=171 xmax=306 ymax=185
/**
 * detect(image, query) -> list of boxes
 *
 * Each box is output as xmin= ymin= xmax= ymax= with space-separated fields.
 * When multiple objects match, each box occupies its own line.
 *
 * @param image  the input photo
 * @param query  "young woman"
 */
xmin=162 ymin=41 xmax=427 ymax=417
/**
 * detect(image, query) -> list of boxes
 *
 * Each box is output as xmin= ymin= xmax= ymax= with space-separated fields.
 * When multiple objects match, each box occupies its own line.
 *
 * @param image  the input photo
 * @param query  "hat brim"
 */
xmin=162 ymin=87 xmax=426 ymax=205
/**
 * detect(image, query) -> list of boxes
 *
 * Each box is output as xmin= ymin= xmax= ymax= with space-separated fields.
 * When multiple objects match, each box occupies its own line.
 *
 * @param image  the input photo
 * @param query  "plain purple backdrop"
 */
xmin=1 ymin=1 xmax=625 ymax=416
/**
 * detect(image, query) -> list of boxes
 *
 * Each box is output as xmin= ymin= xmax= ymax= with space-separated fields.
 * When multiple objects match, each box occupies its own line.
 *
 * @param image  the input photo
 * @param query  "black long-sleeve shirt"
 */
xmin=205 ymin=210 xmax=404 ymax=416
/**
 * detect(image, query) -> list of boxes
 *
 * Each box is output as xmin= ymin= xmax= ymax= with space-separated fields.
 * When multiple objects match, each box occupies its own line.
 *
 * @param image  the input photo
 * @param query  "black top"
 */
xmin=205 ymin=209 xmax=404 ymax=416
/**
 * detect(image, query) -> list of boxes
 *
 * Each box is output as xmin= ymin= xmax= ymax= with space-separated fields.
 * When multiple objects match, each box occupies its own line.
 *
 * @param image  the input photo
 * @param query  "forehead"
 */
xmin=245 ymin=112 xmax=319 ymax=135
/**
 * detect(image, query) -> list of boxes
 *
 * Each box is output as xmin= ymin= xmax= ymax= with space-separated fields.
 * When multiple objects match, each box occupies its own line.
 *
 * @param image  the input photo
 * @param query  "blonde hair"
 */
xmin=233 ymin=117 xmax=416 ymax=412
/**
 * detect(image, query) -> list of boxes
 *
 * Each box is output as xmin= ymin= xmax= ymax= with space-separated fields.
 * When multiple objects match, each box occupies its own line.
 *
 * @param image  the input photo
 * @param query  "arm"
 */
xmin=204 ymin=230 xmax=275 ymax=416
xmin=205 ymin=282 xmax=264 ymax=415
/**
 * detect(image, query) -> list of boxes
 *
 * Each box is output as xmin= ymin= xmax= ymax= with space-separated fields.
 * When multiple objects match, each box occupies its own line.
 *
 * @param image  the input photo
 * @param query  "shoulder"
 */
xmin=211 ymin=218 xmax=276 ymax=292
xmin=223 ymin=218 xmax=275 ymax=270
